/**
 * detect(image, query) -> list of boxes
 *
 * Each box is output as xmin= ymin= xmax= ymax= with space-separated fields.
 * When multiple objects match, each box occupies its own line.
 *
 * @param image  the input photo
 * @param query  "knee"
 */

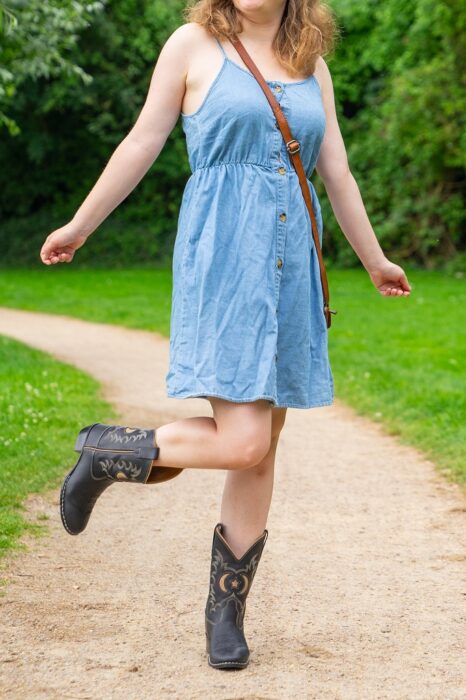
xmin=224 ymin=432 xmax=271 ymax=471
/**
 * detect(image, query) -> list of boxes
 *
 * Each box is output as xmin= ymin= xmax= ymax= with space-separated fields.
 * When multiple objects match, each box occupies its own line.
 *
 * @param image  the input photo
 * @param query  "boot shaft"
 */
xmin=206 ymin=522 xmax=268 ymax=628
xmin=76 ymin=423 xmax=160 ymax=483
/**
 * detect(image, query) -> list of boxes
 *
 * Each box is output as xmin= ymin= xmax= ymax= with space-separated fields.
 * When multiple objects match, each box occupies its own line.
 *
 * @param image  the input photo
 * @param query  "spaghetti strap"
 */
xmin=214 ymin=36 xmax=228 ymax=58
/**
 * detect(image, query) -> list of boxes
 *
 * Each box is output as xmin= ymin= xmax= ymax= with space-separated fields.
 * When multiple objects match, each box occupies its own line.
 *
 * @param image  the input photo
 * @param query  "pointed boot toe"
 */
xmin=206 ymin=619 xmax=250 ymax=669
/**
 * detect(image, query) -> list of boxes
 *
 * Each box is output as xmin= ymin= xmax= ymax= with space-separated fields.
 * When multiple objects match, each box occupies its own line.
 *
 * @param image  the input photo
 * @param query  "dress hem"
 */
xmin=166 ymin=388 xmax=334 ymax=410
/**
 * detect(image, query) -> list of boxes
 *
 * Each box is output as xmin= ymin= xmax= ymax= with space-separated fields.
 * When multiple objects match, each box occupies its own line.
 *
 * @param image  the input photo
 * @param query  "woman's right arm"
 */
xmin=40 ymin=24 xmax=192 ymax=265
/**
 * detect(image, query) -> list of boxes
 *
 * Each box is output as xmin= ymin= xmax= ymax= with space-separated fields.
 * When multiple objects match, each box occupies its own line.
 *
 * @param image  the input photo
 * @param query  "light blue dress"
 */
xmin=165 ymin=37 xmax=334 ymax=409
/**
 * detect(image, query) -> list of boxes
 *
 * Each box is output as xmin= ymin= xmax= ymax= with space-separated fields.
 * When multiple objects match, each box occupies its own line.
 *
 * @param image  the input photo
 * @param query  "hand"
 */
xmin=368 ymin=259 xmax=412 ymax=297
xmin=40 ymin=222 xmax=89 ymax=265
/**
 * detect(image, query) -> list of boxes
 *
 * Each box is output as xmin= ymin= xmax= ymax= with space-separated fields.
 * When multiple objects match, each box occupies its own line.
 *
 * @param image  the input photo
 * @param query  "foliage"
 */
xmin=0 ymin=0 xmax=107 ymax=134
xmin=0 ymin=0 xmax=187 ymax=262
xmin=324 ymin=0 xmax=466 ymax=267
xmin=0 ymin=0 xmax=464 ymax=268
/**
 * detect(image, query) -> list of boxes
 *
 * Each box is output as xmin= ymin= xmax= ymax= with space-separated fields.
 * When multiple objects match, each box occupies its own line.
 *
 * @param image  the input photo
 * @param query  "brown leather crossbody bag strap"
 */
xmin=229 ymin=36 xmax=337 ymax=329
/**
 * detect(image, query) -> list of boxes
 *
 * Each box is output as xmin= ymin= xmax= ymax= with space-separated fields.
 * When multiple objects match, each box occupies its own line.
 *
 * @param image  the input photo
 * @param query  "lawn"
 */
xmin=0 ymin=266 xmax=464 ymax=488
xmin=0 ymin=335 xmax=115 ymax=563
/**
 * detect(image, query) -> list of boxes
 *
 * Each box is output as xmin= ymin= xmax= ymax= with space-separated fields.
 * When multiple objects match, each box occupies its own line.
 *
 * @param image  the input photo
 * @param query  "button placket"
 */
xmin=276 ymin=88 xmax=288 ymax=279
xmin=271 ymin=84 xmax=287 ymax=369
xmin=275 ymin=188 xmax=287 ymax=295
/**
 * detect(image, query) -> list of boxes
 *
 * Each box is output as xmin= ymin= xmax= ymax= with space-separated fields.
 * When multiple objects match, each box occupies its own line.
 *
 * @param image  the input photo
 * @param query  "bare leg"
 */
xmin=219 ymin=407 xmax=287 ymax=557
xmin=151 ymin=397 xmax=273 ymax=471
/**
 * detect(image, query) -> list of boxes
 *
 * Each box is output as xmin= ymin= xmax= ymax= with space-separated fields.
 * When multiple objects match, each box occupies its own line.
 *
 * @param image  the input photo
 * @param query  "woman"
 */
xmin=39 ymin=0 xmax=411 ymax=670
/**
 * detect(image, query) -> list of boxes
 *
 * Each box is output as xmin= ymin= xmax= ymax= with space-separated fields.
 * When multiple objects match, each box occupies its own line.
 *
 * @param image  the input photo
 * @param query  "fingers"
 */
xmin=40 ymin=246 xmax=74 ymax=265
xmin=41 ymin=252 xmax=71 ymax=265
xmin=381 ymin=270 xmax=412 ymax=297
xmin=380 ymin=286 xmax=410 ymax=297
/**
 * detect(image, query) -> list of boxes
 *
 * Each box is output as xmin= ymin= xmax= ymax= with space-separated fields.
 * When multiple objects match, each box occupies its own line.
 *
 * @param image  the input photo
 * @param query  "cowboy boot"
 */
xmin=205 ymin=522 xmax=268 ymax=669
xmin=60 ymin=422 xmax=182 ymax=535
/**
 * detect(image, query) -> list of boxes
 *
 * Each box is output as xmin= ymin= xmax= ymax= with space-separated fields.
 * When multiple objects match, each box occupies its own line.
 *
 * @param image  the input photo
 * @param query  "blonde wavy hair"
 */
xmin=183 ymin=0 xmax=339 ymax=77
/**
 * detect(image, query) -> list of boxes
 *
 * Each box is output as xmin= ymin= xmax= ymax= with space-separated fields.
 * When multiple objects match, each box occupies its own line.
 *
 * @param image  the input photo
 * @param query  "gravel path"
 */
xmin=0 ymin=307 xmax=464 ymax=700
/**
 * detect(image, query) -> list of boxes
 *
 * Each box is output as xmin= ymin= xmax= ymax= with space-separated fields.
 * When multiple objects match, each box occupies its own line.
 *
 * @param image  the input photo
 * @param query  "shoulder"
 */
xmin=156 ymin=22 xmax=213 ymax=77
xmin=314 ymin=56 xmax=332 ymax=82
xmin=164 ymin=21 xmax=212 ymax=53
xmin=162 ymin=22 xmax=220 ymax=81
xmin=313 ymin=55 xmax=335 ymax=99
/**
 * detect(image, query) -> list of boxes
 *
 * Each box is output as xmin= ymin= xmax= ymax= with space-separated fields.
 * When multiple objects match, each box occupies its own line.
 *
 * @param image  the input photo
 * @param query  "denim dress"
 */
xmin=165 ymin=38 xmax=334 ymax=409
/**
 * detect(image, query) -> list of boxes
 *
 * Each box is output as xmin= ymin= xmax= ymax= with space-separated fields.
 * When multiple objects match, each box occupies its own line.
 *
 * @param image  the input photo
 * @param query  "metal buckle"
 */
xmin=286 ymin=139 xmax=300 ymax=154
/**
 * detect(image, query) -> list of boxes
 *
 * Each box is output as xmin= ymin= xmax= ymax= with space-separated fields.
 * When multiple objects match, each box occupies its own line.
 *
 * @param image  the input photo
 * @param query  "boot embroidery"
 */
xmin=218 ymin=572 xmax=249 ymax=595
xmin=206 ymin=547 xmax=261 ymax=627
xmin=106 ymin=427 xmax=149 ymax=445
xmin=97 ymin=457 xmax=142 ymax=480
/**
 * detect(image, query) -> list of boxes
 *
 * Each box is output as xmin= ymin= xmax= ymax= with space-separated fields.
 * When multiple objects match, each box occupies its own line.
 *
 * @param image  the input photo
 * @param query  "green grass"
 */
xmin=0 ymin=266 xmax=174 ymax=336
xmin=0 ymin=335 xmax=116 ymax=561
xmin=329 ymin=269 xmax=465 ymax=486
xmin=0 ymin=266 xmax=464 ymax=488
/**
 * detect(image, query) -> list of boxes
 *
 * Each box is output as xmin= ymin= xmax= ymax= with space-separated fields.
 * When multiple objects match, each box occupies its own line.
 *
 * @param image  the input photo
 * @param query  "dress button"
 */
xmin=279 ymin=212 xmax=287 ymax=222
xmin=278 ymin=166 xmax=286 ymax=175
xmin=274 ymin=85 xmax=282 ymax=93
xmin=277 ymin=258 xmax=283 ymax=268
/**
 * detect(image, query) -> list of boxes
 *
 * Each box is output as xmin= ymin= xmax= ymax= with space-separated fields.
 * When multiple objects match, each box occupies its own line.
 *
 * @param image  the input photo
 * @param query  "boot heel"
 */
xmin=74 ymin=423 xmax=97 ymax=452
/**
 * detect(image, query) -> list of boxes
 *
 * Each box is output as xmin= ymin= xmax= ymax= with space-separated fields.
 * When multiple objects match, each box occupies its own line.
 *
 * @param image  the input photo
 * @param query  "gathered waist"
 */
xmin=190 ymin=160 xmax=314 ymax=179
xmin=191 ymin=161 xmax=274 ymax=173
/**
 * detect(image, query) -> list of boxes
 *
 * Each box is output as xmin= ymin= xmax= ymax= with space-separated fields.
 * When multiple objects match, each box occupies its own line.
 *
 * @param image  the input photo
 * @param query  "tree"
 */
xmin=0 ymin=0 xmax=106 ymax=134
xmin=327 ymin=0 xmax=466 ymax=267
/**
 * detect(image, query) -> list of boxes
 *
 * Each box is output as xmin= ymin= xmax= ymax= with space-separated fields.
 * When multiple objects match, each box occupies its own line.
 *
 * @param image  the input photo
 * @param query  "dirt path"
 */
xmin=0 ymin=307 xmax=464 ymax=700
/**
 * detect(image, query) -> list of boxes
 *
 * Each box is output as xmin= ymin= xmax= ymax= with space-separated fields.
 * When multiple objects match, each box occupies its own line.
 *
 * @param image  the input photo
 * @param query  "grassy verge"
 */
xmin=0 ymin=266 xmax=173 ymax=336
xmin=0 ymin=335 xmax=116 ymax=562
xmin=329 ymin=269 xmax=465 ymax=487
xmin=0 ymin=266 xmax=464 ymax=487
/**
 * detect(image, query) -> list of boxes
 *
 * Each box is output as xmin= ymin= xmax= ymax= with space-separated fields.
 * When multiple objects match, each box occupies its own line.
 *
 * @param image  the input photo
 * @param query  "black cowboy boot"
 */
xmin=205 ymin=522 xmax=268 ymax=669
xmin=60 ymin=422 xmax=182 ymax=535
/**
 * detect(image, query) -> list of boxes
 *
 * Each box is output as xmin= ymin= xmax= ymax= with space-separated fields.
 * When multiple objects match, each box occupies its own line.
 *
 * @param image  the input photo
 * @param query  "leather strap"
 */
xmin=229 ymin=36 xmax=337 ymax=328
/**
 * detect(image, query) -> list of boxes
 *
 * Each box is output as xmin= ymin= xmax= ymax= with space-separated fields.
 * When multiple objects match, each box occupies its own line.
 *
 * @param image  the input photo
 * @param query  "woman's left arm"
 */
xmin=314 ymin=57 xmax=411 ymax=298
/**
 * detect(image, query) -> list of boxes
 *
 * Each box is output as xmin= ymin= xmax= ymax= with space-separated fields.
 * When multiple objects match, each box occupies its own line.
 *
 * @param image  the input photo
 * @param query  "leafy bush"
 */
xmin=323 ymin=0 xmax=466 ymax=268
